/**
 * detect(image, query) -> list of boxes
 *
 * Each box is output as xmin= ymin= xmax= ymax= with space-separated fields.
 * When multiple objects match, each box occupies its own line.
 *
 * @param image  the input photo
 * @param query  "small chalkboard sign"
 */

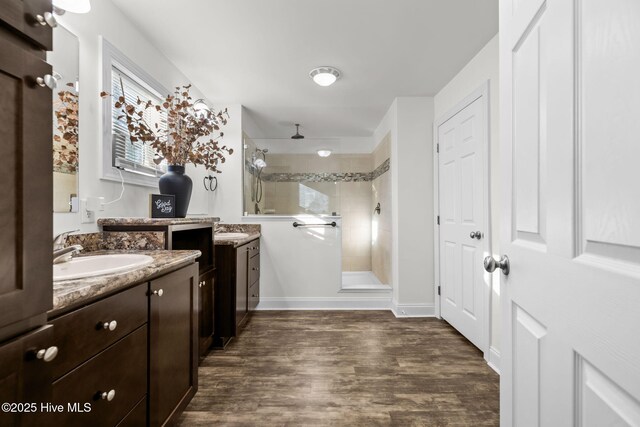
xmin=149 ymin=194 xmax=175 ymax=218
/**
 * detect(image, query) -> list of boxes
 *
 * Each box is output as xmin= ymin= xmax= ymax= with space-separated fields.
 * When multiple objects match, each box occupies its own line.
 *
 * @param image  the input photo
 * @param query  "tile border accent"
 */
xmin=246 ymin=158 xmax=390 ymax=183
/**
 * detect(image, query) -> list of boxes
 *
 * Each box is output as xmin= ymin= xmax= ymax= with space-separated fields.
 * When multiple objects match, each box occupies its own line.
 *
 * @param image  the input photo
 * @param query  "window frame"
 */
xmin=101 ymin=37 xmax=169 ymax=187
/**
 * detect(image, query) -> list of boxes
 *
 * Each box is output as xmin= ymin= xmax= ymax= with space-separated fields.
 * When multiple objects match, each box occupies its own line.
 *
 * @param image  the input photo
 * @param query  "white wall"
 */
xmin=53 ymin=0 xmax=242 ymax=235
xmin=374 ymin=97 xmax=436 ymax=317
xmin=433 ymin=34 xmax=501 ymax=359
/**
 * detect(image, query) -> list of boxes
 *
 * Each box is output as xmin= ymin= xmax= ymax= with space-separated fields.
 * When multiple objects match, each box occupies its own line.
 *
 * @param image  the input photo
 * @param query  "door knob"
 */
xmin=484 ymin=255 xmax=510 ymax=276
xmin=470 ymin=231 xmax=482 ymax=240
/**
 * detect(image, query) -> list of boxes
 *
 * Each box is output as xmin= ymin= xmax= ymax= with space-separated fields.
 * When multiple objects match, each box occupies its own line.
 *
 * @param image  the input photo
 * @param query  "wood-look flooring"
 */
xmin=178 ymin=311 xmax=499 ymax=426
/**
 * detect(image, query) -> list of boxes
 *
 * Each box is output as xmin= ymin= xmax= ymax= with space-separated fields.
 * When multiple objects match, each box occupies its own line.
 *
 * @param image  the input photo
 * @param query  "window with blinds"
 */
xmin=111 ymin=65 xmax=167 ymax=177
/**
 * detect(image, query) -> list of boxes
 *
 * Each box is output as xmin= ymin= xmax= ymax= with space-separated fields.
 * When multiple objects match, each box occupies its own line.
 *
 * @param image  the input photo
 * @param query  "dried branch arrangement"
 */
xmin=101 ymin=83 xmax=233 ymax=172
xmin=53 ymin=84 xmax=79 ymax=174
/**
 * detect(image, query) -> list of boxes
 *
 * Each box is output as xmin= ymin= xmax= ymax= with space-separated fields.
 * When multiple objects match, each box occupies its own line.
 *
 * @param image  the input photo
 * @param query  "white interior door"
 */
xmin=499 ymin=0 xmax=640 ymax=425
xmin=437 ymin=88 xmax=489 ymax=352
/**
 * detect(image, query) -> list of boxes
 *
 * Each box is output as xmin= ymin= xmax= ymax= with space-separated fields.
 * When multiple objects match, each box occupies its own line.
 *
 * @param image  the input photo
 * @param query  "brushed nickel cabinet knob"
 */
xmin=102 ymin=320 xmax=117 ymax=331
xmin=35 ymin=12 xmax=57 ymax=28
xmin=152 ymin=289 xmax=164 ymax=296
xmin=35 ymin=346 xmax=58 ymax=362
xmin=100 ymin=390 xmax=116 ymax=401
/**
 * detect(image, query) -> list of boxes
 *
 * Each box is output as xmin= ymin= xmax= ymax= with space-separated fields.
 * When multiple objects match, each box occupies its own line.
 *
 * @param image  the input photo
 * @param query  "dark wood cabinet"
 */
xmin=0 ymin=325 xmax=55 ymax=427
xmin=0 ymin=0 xmax=53 ymax=50
xmin=0 ymin=8 xmax=52 ymax=340
xmin=198 ymin=269 xmax=215 ymax=357
xmin=101 ymin=221 xmax=216 ymax=358
xmin=149 ymin=263 xmax=198 ymax=427
xmin=214 ymin=239 xmax=260 ymax=347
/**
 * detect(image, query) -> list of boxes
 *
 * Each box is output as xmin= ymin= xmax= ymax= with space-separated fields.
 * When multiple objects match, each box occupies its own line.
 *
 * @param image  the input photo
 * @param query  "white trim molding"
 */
xmin=486 ymin=346 xmax=501 ymax=374
xmin=256 ymin=297 xmax=392 ymax=311
xmin=390 ymin=300 xmax=436 ymax=318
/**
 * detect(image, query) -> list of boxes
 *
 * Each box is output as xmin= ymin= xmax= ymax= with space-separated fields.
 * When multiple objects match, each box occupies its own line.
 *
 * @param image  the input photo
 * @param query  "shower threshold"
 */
xmin=341 ymin=271 xmax=392 ymax=292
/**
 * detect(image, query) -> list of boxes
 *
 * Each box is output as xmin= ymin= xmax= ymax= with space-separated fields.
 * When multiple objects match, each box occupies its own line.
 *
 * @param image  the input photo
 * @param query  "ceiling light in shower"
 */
xmin=52 ymin=0 xmax=91 ymax=14
xmin=317 ymin=149 xmax=332 ymax=158
xmin=291 ymin=124 xmax=305 ymax=140
xmin=309 ymin=67 xmax=341 ymax=87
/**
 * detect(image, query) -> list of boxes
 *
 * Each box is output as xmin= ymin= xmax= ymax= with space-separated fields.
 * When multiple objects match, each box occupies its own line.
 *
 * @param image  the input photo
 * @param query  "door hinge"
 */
xmin=437 ymin=285 xmax=441 ymax=296
xmin=436 ymin=143 xmax=439 ymax=153
xmin=437 ymin=215 xmax=440 ymax=225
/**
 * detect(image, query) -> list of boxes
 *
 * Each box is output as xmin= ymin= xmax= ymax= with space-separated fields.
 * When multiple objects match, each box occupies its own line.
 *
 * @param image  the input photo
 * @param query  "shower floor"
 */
xmin=341 ymin=271 xmax=391 ymax=291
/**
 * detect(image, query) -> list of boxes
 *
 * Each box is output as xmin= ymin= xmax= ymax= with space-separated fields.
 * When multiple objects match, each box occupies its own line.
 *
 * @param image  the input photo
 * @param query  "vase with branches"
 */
xmin=101 ymin=83 xmax=233 ymax=216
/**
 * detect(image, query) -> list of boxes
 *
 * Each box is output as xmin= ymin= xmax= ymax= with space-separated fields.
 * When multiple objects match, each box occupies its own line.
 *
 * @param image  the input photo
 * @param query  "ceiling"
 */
xmin=111 ymin=0 xmax=498 ymax=139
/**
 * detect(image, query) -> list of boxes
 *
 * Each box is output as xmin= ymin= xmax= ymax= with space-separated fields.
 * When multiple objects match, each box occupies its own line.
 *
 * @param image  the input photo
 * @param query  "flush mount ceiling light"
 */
xmin=317 ymin=149 xmax=332 ymax=158
xmin=309 ymin=67 xmax=341 ymax=87
xmin=52 ymin=0 xmax=91 ymax=14
xmin=291 ymin=124 xmax=305 ymax=140
xmin=192 ymin=99 xmax=211 ymax=119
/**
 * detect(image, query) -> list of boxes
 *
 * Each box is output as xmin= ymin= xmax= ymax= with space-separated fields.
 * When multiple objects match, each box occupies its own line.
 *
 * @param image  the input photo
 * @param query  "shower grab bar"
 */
xmin=292 ymin=221 xmax=337 ymax=228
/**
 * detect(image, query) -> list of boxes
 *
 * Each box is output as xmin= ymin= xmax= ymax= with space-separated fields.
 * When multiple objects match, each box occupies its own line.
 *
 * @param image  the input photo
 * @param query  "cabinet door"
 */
xmin=0 ymin=0 xmax=53 ymax=50
xmin=198 ymin=270 xmax=214 ymax=358
xmin=0 ymin=35 xmax=52 ymax=332
xmin=235 ymin=245 xmax=248 ymax=328
xmin=0 ymin=325 xmax=55 ymax=427
xmin=149 ymin=264 xmax=198 ymax=427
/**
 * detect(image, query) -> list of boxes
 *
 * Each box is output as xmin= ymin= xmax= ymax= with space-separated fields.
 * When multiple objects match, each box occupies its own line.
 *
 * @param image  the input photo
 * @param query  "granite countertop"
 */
xmin=214 ymin=232 xmax=261 ymax=248
xmin=97 ymin=217 xmax=220 ymax=226
xmin=51 ymin=250 xmax=201 ymax=316
xmin=214 ymin=224 xmax=261 ymax=248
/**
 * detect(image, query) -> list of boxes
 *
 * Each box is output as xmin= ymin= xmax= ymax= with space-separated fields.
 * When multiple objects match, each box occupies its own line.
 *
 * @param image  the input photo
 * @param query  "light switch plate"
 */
xmin=80 ymin=199 xmax=94 ymax=223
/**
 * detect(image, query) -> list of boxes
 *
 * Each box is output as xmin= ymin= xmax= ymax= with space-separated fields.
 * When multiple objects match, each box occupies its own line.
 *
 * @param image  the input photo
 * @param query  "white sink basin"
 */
xmin=215 ymin=232 xmax=249 ymax=240
xmin=54 ymin=254 xmax=154 ymax=281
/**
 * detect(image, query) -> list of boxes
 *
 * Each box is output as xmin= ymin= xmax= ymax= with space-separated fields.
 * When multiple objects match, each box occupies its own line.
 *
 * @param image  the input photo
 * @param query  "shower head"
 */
xmin=252 ymin=148 xmax=268 ymax=168
xmin=291 ymin=124 xmax=304 ymax=140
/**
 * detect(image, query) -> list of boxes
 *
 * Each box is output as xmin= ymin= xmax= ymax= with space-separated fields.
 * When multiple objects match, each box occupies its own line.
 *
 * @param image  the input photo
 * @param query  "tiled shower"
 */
xmin=243 ymin=135 xmax=392 ymax=287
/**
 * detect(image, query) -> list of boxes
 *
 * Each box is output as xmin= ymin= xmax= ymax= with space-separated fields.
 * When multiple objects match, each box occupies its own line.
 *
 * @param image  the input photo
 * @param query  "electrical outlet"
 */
xmin=80 ymin=199 xmax=95 ymax=224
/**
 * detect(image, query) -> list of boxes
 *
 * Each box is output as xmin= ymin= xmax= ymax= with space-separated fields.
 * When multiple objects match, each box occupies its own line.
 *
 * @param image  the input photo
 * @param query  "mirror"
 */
xmin=48 ymin=25 xmax=80 ymax=213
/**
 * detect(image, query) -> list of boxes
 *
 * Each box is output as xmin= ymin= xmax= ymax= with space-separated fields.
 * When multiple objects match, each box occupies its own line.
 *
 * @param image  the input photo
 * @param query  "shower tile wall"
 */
xmin=371 ymin=134 xmax=392 ymax=284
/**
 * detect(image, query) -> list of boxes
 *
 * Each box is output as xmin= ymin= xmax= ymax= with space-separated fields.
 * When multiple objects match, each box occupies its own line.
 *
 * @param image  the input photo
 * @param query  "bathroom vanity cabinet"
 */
xmin=0 ymin=0 xmax=53 ymax=341
xmin=100 ymin=219 xmax=217 ymax=358
xmin=45 ymin=262 xmax=198 ymax=427
xmin=213 ymin=239 xmax=260 ymax=347
xmin=0 ymin=3 xmax=55 ymax=425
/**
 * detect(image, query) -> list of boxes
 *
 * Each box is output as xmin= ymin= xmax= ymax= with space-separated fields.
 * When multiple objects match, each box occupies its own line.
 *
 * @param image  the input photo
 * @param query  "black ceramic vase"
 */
xmin=158 ymin=165 xmax=192 ymax=218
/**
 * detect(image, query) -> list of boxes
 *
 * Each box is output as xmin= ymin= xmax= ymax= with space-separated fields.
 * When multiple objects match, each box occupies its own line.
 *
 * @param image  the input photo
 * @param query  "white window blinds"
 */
xmin=111 ymin=65 xmax=167 ymax=176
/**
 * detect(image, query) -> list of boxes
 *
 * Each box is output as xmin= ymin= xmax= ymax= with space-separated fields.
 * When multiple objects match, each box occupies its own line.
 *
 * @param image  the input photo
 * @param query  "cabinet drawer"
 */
xmin=51 ymin=326 xmax=147 ymax=427
xmin=248 ymin=240 xmax=260 ymax=259
xmin=248 ymin=254 xmax=260 ymax=286
xmin=116 ymin=396 xmax=146 ymax=427
xmin=248 ymin=281 xmax=259 ymax=312
xmin=51 ymin=284 xmax=147 ymax=379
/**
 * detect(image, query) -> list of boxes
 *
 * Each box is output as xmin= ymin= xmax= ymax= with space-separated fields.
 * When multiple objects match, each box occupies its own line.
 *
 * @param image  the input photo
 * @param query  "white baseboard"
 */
xmin=486 ymin=346 xmax=501 ymax=374
xmin=256 ymin=297 xmax=392 ymax=310
xmin=390 ymin=300 xmax=436 ymax=317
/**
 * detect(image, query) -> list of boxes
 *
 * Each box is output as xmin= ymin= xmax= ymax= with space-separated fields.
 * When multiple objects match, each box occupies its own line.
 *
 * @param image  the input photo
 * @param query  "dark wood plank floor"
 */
xmin=178 ymin=311 xmax=499 ymax=426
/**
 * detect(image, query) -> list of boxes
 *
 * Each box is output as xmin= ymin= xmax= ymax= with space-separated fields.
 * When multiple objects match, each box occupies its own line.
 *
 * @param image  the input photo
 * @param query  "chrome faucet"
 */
xmin=53 ymin=245 xmax=83 ymax=264
xmin=53 ymin=230 xmax=82 ymax=264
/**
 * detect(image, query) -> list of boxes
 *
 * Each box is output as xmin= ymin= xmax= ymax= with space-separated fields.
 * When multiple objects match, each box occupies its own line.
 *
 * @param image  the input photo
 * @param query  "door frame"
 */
xmin=433 ymin=81 xmax=493 ymax=358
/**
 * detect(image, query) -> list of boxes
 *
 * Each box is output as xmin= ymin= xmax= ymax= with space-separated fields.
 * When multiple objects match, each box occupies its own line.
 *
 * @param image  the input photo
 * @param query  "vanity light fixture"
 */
xmin=52 ymin=0 xmax=91 ymax=14
xmin=317 ymin=149 xmax=332 ymax=158
xmin=309 ymin=67 xmax=341 ymax=87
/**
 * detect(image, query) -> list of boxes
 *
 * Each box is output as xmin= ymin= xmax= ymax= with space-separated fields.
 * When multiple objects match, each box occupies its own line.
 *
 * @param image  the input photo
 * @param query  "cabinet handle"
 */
xmin=35 ymin=12 xmax=57 ymax=28
xmin=36 ymin=74 xmax=57 ymax=90
xmin=101 ymin=320 xmax=117 ymax=331
xmin=35 ymin=346 xmax=58 ymax=363
xmin=100 ymin=389 xmax=116 ymax=402
xmin=152 ymin=289 xmax=164 ymax=297
xmin=252 ymin=267 xmax=259 ymax=271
